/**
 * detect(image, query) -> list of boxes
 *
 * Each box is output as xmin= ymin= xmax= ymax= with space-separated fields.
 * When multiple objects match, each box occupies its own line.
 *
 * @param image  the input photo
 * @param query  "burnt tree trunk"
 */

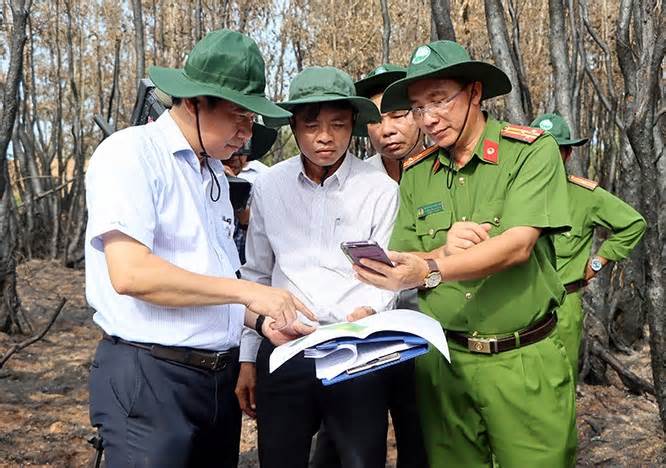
xmin=430 ymin=0 xmax=456 ymax=42
xmin=615 ymin=0 xmax=665 ymax=431
xmin=483 ymin=0 xmax=528 ymax=123
xmin=379 ymin=0 xmax=391 ymax=63
xmin=0 ymin=0 xmax=32 ymax=334
xmin=131 ymin=0 xmax=146 ymax=81
xmin=548 ymin=0 xmax=584 ymax=175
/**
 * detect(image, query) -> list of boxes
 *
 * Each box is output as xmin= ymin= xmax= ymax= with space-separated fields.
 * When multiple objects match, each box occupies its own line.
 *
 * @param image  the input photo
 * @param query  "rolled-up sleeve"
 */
xmin=86 ymin=135 xmax=157 ymax=252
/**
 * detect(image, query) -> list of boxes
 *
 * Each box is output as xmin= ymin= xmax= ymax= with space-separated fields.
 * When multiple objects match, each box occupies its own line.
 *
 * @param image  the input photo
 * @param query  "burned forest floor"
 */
xmin=0 ymin=260 xmax=663 ymax=467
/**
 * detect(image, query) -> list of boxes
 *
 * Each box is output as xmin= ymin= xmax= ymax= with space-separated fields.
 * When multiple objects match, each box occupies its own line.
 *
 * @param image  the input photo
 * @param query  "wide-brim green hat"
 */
xmin=148 ymin=29 xmax=290 ymax=119
xmin=355 ymin=64 xmax=407 ymax=98
xmin=531 ymin=113 xmax=588 ymax=146
xmin=381 ymin=40 xmax=512 ymax=112
xmin=263 ymin=66 xmax=381 ymax=137
xmin=247 ymin=122 xmax=278 ymax=160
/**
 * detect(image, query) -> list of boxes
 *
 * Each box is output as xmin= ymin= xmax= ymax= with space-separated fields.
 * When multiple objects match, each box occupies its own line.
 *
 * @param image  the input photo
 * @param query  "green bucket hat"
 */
xmin=530 ymin=113 xmax=588 ymax=147
xmin=263 ymin=66 xmax=381 ymax=136
xmin=355 ymin=64 xmax=407 ymax=98
xmin=148 ymin=29 xmax=290 ymax=119
xmin=381 ymin=40 xmax=512 ymax=112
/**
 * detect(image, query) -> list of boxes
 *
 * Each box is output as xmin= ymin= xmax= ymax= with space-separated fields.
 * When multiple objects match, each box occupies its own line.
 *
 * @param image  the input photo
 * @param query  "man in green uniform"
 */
xmin=531 ymin=113 xmax=647 ymax=376
xmin=354 ymin=40 xmax=577 ymax=467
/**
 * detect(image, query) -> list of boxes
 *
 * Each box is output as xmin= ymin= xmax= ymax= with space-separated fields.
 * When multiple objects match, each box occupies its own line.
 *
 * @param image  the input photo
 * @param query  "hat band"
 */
xmin=184 ymin=63 xmax=265 ymax=96
xmin=290 ymin=90 xmax=351 ymax=101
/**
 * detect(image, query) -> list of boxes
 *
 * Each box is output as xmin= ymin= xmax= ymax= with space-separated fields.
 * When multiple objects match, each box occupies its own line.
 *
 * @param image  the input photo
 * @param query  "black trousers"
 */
xmin=255 ymin=339 xmax=389 ymax=468
xmin=89 ymin=338 xmax=241 ymax=468
xmin=311 ymin=359 xmax=429 ymax=468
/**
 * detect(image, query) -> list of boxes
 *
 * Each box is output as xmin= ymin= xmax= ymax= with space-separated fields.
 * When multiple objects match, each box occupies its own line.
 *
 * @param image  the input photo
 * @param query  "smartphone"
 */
xmin=340 ymin=240 xmax=393 ymax=272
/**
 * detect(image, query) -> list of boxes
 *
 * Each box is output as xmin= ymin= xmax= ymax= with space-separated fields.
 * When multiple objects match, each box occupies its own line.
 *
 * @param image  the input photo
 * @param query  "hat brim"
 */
xmin=148 ymin=66 xmax=291 ymax=119
xmin=557 ymin=137 xmax=589 ymax=147
xmin=262 ymin=95 xmax=380 ymax=137
xmin=355 ymin=71 xmax=406 ymax=98
xmin=381 ymin=61 xmax=512 ymax=112
xmin=249 ymin=123 xmax=278 ymax=160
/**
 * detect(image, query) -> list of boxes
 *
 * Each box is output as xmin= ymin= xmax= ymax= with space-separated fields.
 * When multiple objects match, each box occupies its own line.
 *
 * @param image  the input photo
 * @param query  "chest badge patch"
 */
xmin=417 ymin=201 xmax=444 ymax=219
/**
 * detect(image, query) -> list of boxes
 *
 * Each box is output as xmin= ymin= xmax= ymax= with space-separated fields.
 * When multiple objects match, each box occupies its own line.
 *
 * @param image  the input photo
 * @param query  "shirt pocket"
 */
xmin=554 ymin=224 xmax=583 ymax=257
xmin=472 ymin=200 xmax=505 ymax=236
xmin=415 ymin=210 xmax=453 ymax=251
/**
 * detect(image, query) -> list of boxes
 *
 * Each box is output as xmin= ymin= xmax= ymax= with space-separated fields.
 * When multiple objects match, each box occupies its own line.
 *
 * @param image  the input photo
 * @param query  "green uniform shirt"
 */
xmin=389 ymin=116 xmax=571 ymax=335
xmin=555 ymin=181 xmax=646 ymax=284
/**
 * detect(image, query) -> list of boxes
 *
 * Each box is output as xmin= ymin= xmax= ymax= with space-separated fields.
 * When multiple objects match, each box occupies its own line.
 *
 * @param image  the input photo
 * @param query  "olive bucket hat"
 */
xmin=530 ymin=113 xmax=588 ymax=147
xmin=148 ymin=29 xmax=290 ymax=119
xmin=263 ymin=66 xmax=381 ymax=136
xmin=355 ymin=64 xmax=407 ymax=99
xmin=381 ymin=40 xmax=512 ymax=112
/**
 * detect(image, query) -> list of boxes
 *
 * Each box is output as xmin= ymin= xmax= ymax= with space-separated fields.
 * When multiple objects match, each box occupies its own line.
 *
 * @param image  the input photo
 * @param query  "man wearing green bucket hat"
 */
xmin=238 ymin=66 xmax=399 ymax=467
xmin=531 ymin=113 xmax=646 ymax=378
xmin=356 ymin=64 xmax=426 ymax=183
xmin=310 ymin=64 xmax=429 ymax=468
xmin=354 ymin=40 xmax=577 ymax=467
xmin=85 ymin=29 xmax=317 ymax=467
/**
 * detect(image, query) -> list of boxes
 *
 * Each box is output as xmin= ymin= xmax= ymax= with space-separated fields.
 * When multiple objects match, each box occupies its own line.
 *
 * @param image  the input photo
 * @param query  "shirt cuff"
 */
xmin=239 ymin=326 xmax=262 ymax=362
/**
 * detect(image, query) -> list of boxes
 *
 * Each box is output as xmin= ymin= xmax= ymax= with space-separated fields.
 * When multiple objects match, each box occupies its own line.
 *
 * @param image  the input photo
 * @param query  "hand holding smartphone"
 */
xmin=340 ymin=241 xmax=393 ymax=274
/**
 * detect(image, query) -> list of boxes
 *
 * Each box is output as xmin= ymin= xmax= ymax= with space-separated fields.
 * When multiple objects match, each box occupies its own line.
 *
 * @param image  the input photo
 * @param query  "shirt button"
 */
xmin=458 ymin=176 xmax=465 ymax=185
xmin=465 ymin=292 xmax=473 ymax=300
xmin=461 ymin=216 xmax=467 ymax=221
xmin=565 ymin=232 xmax=571 ymax=237
xmin=493 ymin=216 xmax=500 ymax=224
xmin=428 ymin=228 xmax=435 ymax=236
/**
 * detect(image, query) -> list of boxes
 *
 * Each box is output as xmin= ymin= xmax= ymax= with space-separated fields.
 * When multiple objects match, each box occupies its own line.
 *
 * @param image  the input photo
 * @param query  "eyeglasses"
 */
xmin=410 ymin=85 xmax=467 ymax=121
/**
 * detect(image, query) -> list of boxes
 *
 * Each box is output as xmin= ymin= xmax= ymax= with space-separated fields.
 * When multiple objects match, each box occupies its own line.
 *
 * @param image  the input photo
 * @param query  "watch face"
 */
xmin=591 ymin=259 xmax=603 ymax=272
xmin=424 ymin=272 xmax=442 ymax=288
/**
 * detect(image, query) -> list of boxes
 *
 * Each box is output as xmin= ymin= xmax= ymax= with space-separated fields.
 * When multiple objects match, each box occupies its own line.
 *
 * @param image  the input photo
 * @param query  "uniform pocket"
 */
xmin=415 ymin=210 xmax=453 ymax=251
xmin=473 ymin=200 xmax=504 ymax=235
xmin=554 ymin=225 xmax=583 ymax=257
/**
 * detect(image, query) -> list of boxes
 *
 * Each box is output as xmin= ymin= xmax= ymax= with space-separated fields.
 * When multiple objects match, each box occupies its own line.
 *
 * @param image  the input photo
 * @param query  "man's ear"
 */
xmin=471 ymin=82 xmax=483 ymax=106
xmin=183 ymin=97 xmax=199 ymax=117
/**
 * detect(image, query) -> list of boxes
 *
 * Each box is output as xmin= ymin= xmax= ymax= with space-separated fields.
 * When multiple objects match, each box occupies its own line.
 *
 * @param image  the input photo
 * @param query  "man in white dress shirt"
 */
xmin=234 ymin=66 xmax=399 ymax=468
xmin=85 ymin=30 xmax=315 ymax=468
xmin=311 ymin=64 xmax=429 ymax=468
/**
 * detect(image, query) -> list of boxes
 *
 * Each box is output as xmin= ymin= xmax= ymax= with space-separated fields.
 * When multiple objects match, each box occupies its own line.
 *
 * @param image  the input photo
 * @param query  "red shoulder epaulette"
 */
xmin=500 ymin=124 xmax=544 ymax=143
xmin=403 ymin=144 xmax=438 ymax=170
xmin=568 ymin=174 xmax=599 ymax=191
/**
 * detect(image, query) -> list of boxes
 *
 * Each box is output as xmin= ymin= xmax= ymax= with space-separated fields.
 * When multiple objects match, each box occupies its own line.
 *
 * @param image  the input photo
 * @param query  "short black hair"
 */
xmin=291 ymin=100 xmax=356 ymax=124
xmin=171 ymin=95 xmax=222 ymax=108
xmin=358 ymin=83 xmax=390 ymax=100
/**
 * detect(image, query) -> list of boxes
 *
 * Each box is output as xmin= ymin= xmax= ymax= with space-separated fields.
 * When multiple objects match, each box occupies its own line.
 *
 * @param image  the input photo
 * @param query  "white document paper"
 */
xmin=268 ymin=309 xmax=450 ymax=374
xmin=311 ymin=341 xmax=416 ymax=380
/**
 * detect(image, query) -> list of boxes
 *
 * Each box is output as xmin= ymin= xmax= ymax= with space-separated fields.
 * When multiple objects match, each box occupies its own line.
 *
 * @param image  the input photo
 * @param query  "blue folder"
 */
xmin=309 ymin=332 xmax=429 ymax=386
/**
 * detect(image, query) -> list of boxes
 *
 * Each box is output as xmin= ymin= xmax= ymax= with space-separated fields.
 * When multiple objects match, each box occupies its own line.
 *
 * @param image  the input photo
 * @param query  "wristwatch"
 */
xmin=255 ymin=315 xmax=267 ymax=339
xmin=589 ymin=256 xmax=604 ymax=273
xmin=423 ymin=259 xmax=442 ymax=289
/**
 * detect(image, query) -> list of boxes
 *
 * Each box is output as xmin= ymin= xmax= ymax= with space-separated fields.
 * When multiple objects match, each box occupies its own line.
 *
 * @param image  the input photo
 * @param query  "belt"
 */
xmin=564 ymin=279 xmax=588 ymax=294
xmin=103 ymin=334 xmax=238 ymax=371
xmin=445 ymin=312 xmax=557 ymax=354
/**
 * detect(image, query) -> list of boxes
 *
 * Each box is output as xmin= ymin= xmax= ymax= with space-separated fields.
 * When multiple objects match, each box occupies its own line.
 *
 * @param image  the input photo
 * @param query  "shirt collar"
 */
xmin=155 ymin=111 xmax=194 ymax=156
xmin=297 ymin=151 xmax=354 ymax=188
xmin=155 ymin=111 xmax=227 ymax=175
xmin=435 ymin=113 xmax=501 ymax=173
